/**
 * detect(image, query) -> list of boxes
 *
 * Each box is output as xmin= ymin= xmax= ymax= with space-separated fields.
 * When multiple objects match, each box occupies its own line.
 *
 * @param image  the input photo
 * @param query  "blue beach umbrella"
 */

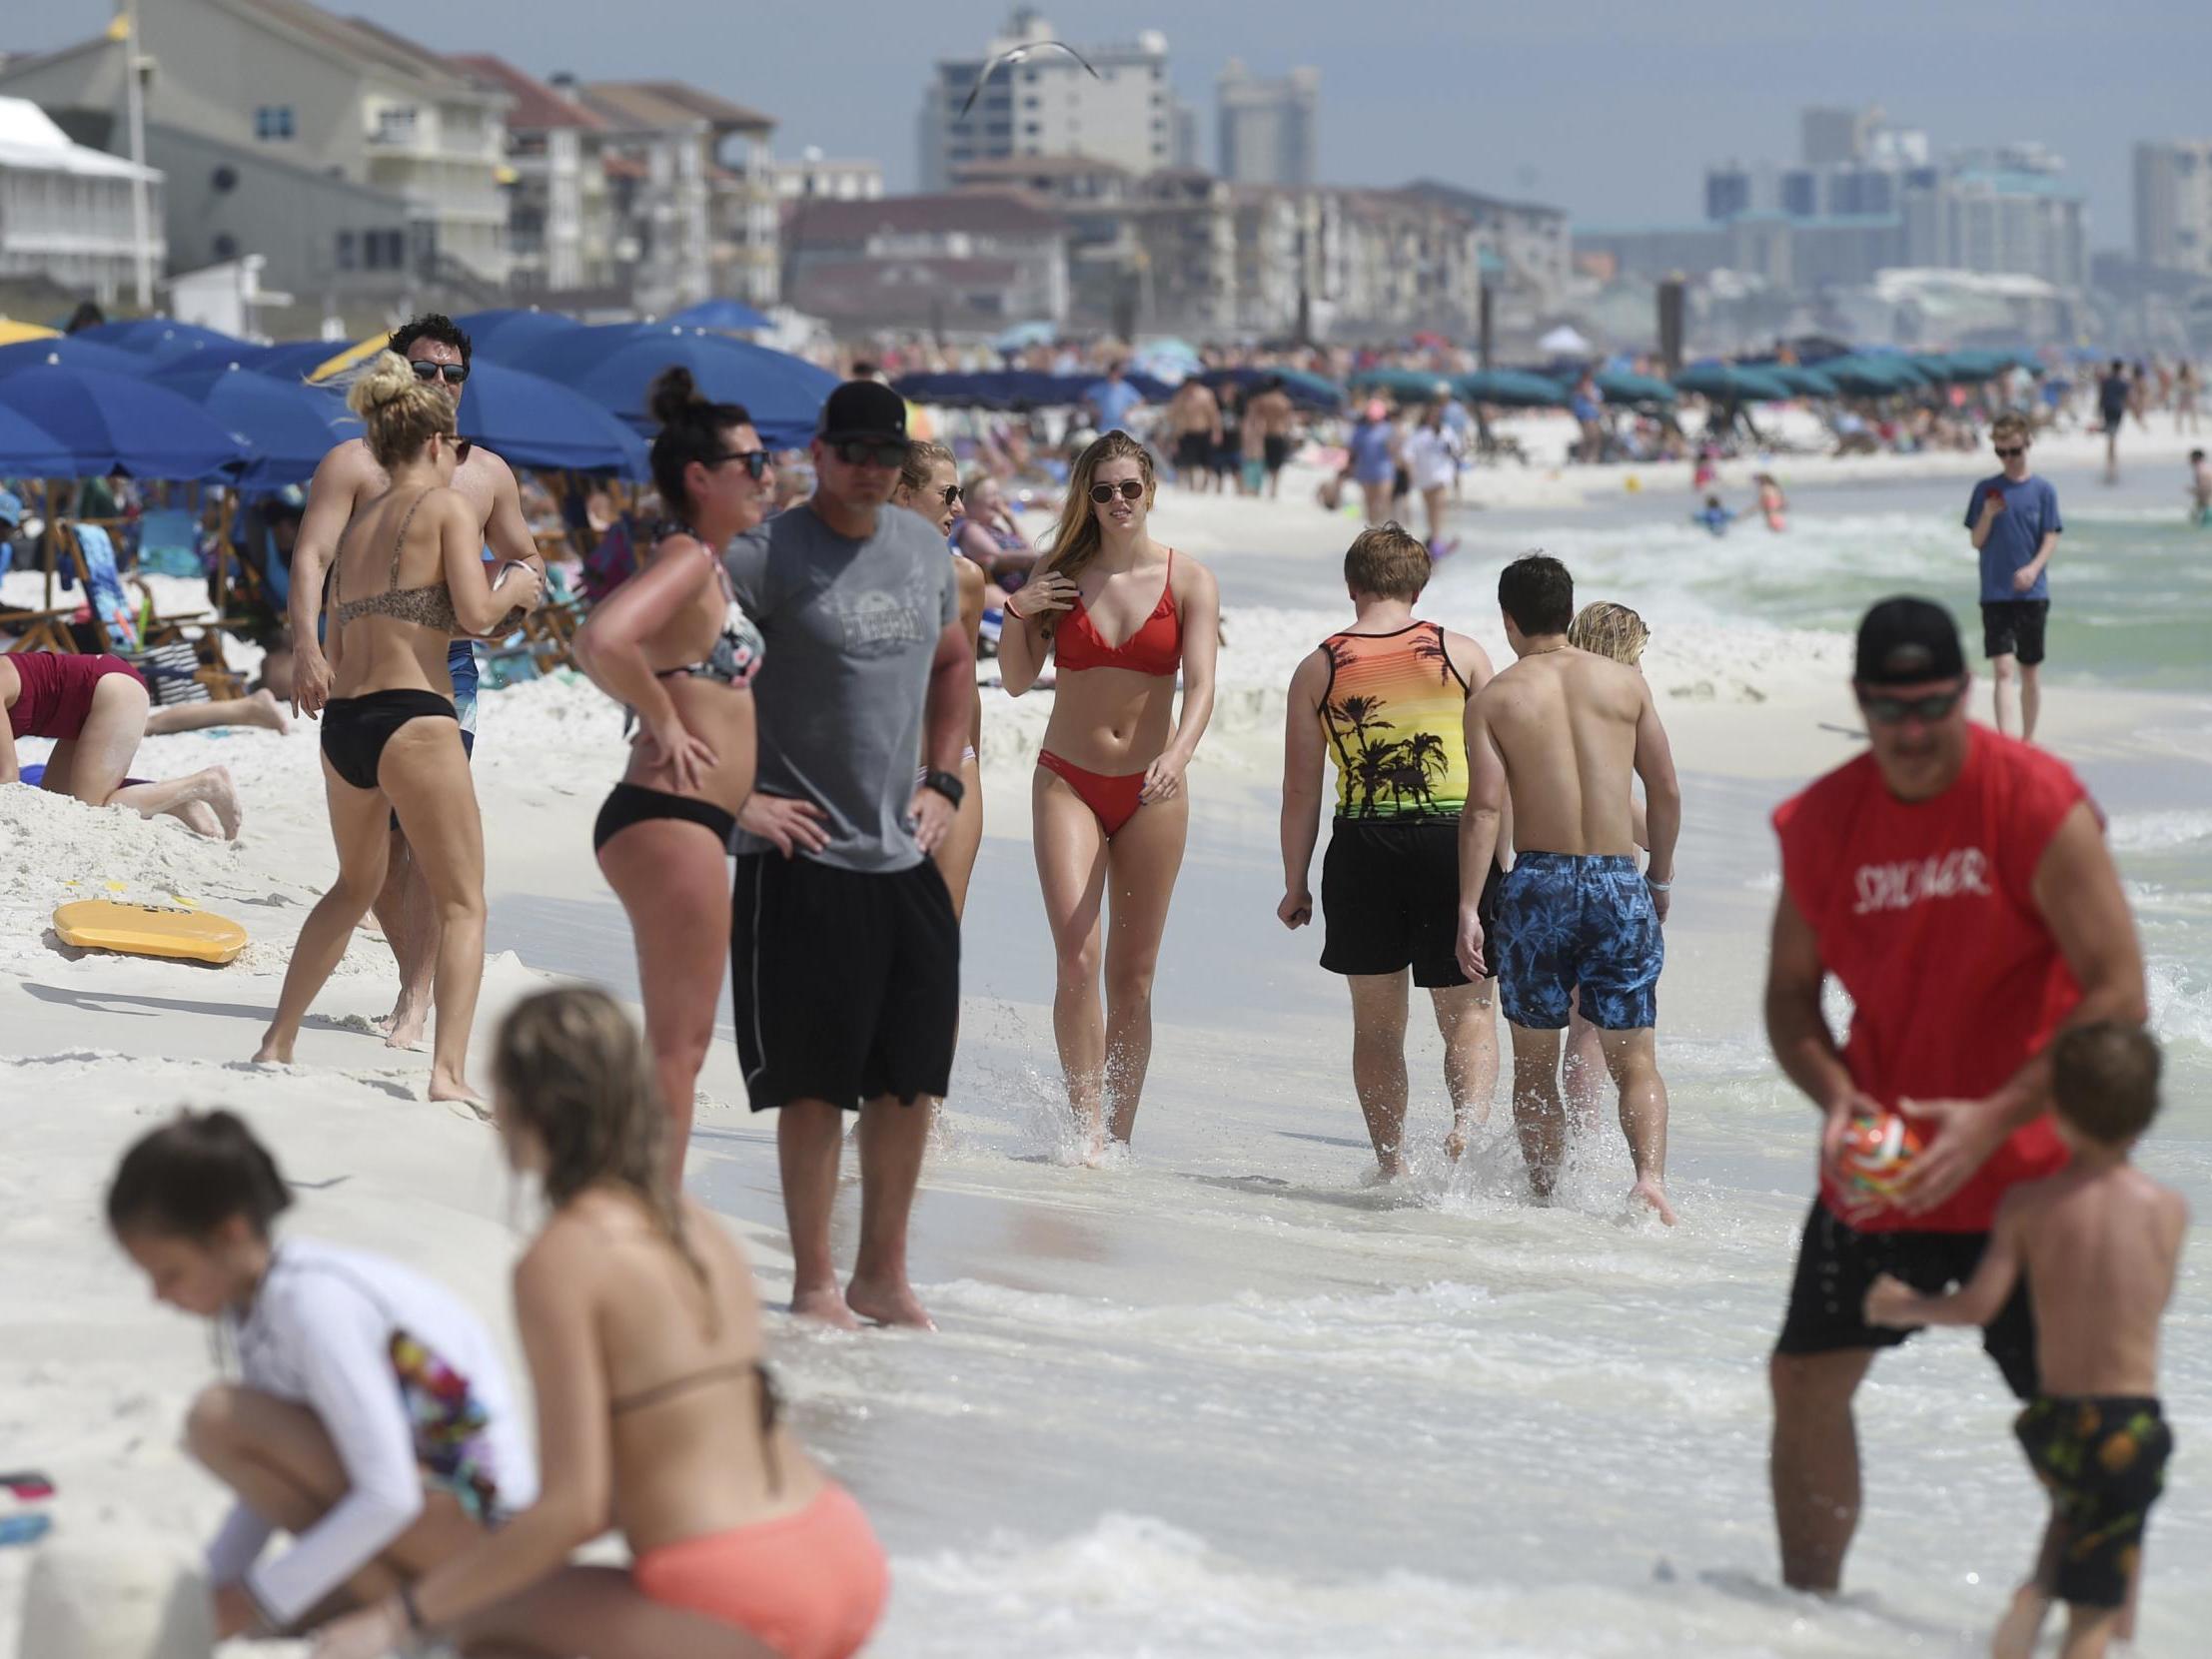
xmin=1348 ymin=367 xmax=1457 ymax=401
xmin=1198 ymin=366 xmax=1344 ymax=413
xmin=517 ymin=324 xmax=837 ymax=448
xmin=1454 ymin=370 xmax=1570 ymax=408
xmin=1818 ymin=356 xmax=1920 ymax=397
xmin=73 ymin=319 xmax=251 ymax=367
xmin=1761 ymin=364 xmax=1839 ymax=399
xmin=0 ymin=404 xmax=74 ymax=475
xmin=1593 ymin=369 xmax=1677 ymax=407
xmin=0 ymin=364 xmax=244 ymax=478
xmin=454 ymin=308 xmax=589 ymax=364
xmin=666 ymin=297 xmax=773 ymax=334
xmin=236 ymin=341 xmax=360 ymax=384
xmin=449 ymin=361 xmax=650 ymax=476
xmin=0 ymin=337 xmax=151 ymax=379
xmin=991 ymin=320 xmax=1058 ymax=355
xmin=1672 ymin=363 xmax=1794 ymax=404
xmin=151 ymin=358 xmax=359 ymax=489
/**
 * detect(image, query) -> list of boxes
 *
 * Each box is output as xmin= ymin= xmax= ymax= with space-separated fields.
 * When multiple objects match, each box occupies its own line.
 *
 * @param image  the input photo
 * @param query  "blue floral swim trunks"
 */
xmin=1495 ymin=852 xmax=1662 ymax=1031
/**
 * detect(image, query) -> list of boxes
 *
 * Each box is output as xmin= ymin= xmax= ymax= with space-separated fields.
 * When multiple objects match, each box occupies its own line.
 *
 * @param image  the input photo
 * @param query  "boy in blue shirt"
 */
xmin=1966 ymin=414 xmax=2061 ymax=742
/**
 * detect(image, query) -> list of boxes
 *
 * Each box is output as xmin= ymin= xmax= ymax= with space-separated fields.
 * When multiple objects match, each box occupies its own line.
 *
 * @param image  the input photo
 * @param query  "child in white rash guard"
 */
xmin=106 ymin=1111 xmax=535 ymax=1641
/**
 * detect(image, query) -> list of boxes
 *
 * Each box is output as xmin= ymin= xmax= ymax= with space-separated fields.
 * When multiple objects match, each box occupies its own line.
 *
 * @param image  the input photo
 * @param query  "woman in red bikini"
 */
xmin=999 ymin=431 xmax=1219 ymax=1159
xmin=3 ymin=650 xmax=242 ymax=837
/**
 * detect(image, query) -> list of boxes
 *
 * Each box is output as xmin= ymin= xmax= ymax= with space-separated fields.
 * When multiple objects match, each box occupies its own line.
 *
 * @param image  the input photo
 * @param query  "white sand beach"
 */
xmin=4 ymin=450 xmax=2209 ymax=1656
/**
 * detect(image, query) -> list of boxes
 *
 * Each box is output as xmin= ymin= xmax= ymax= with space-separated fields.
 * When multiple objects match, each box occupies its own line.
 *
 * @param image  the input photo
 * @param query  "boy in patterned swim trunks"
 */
xmin=1456 ymin=553 xmax=1683 ymax=1224
xmin=1866 ymin=1024 xmax=2186 ymax=1659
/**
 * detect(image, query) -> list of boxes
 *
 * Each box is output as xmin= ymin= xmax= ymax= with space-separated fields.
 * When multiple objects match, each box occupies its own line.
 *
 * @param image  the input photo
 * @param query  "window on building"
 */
xmin=254 ymin=106 xmax=295 ymax=141
xmin=375 ymin=106 xmax=419 ymax=145
xmin=337 ymin=231 xmax=357 ymax=270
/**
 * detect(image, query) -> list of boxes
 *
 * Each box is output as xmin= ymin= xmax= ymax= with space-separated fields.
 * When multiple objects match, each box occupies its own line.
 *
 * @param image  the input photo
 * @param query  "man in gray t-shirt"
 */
xmin=724 ymin=380 xmax=971 ymax=1331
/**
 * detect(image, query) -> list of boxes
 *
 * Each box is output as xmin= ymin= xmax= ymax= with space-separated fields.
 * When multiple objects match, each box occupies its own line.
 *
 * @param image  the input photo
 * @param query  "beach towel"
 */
xmin=71 ymin=525 xmax=138 ymax=652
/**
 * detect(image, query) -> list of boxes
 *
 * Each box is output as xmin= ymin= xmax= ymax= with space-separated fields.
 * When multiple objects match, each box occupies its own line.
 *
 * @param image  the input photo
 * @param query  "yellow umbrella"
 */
xmin=308 ymin=332 xmax=388 ymax=383
xmin=0 ymin=320 xmax=61 ymax=347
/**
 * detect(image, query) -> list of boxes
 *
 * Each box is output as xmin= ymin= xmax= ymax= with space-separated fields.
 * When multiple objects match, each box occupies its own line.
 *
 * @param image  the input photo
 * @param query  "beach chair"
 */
xmin=56 ymin=519 xmax=246 ymax=700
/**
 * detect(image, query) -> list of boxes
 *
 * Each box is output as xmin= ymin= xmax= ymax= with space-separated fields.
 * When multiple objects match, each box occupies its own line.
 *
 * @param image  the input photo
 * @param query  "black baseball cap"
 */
xmin=1854 ymin=596 xmax=1965 ymax=686
xmin=818 ymin=380 xmax=908 ymax=443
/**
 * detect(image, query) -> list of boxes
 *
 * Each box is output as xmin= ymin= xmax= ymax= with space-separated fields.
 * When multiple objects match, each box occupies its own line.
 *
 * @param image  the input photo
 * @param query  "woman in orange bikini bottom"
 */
xmin=632 ymin=1483 xmax=887 ymax=1659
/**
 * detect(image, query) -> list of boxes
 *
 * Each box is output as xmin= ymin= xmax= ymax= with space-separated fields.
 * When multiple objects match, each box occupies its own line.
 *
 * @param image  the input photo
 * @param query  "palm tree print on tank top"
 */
xmin=1319 ymin=622 xmax=1471 ymax=819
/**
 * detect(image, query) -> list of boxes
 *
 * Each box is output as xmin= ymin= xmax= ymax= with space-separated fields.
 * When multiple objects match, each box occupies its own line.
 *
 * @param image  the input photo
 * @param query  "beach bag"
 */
xmin=122 ymin=639 xmax=211 ymax=705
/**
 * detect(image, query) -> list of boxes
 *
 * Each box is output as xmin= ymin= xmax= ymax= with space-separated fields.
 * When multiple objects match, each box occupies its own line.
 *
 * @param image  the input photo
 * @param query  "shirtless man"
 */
xmin=1456 ymin=552 xmax=1682 ymax=1223
xmin=1166 ymin=377 xmax=1222 ymax=490
xmin=1866 ymin=1024 xmax=2182 ymax=1659
xmin=287 ymin=314 xmax=546 ymax=1050
xmin=1248 ymin=376 xmax=1298 ymax=498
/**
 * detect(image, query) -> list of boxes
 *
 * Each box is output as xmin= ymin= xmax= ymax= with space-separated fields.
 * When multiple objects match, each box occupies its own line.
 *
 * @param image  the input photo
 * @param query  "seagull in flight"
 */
xmin=958 ymin=39 xmax=1102 ymax=118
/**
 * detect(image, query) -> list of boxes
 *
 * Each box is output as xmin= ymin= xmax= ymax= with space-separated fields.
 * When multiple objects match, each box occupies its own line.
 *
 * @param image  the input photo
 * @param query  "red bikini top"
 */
xmin=1054 ymin=549 xmax=1182 ymax=676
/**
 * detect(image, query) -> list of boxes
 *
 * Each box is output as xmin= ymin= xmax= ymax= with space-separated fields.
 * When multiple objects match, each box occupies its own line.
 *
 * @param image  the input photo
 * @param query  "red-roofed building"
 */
xmin=452 ymin=55 xmax=615 ymax=296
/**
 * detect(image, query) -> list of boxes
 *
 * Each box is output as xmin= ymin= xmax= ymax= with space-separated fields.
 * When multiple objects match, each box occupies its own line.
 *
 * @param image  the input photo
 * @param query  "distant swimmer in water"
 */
xmin=1866 ymin=1025 xmax=2186 ymax=1659
xmin=1457 ymin=553 xmax=1682 ymax=1225
xmin=999 ymin=431 xmax=1220 ymax=1161
xmin=2188 ymin=448 xmax=2209 ymax=525
xmin=1762 ymin=596 xmax=2144 ymax=1599
xmin=107 ymin=1111 xmax=535 ymax=1646
xmin=313 ymin=989 xmax=887 ymax=1659
xmin=1755 ymin=472 xmax=1788 ymax=531
xmin=254 ymin=352 xmax=541 ymax=1107
xmin=1692 ymin=494 xmax=1734 ymax=536
xmin=1278 ymin=522 xmax=1501 ymax=1177
xmin=572 ymin=368 xmax=771 ymax=1186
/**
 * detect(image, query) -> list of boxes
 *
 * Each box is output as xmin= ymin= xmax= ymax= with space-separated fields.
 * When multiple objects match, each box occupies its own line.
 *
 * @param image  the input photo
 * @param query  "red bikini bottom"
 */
xmin=1038 ymin=750 xmax=1148 ymax=838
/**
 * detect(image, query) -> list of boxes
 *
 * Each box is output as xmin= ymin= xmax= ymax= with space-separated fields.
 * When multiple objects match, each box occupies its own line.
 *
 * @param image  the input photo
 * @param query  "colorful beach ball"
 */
xmin=1838 ymin=1110 xmax=1924 ymax=1201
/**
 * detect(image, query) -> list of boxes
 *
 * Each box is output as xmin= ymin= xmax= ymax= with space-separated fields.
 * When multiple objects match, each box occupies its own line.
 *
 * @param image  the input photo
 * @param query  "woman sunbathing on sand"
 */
xmin=107 ymin=1111 xmax=536 ymax=1645
xmin=572 ymin=368 xmax=770 ymax=1184
xmin=315 ymin=988 xmax=888 ymax=1659
xmin=998 ymin=431 xmax=1219 ymax=1160
xmin=254 ymin=352 xmax=540 ymax=1105
xmin=2 ymin=649 xmax=242 ymax=837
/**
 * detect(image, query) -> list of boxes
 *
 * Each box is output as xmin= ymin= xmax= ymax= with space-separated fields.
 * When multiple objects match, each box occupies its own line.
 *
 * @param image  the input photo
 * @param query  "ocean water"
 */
xmin=632 ymin=466 xmax=2210 ymax=1656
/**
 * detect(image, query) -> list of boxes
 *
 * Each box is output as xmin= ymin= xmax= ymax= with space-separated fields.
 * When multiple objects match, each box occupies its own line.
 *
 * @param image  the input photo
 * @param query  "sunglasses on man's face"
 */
xmin=706 ymin=449 xmax=772 ymax=481
xmin=1089 ymin=478 xmax=1146 ymax=504
xmin=830 ymin=438 xmax=908 ymax=468
xmin=1857 ymin=685 xmax=1966 ymax=725
xmin=1994 ymin=445 xmax=2025 ymax=459
xmin=411 ymin=361 xmax=469 ymax=386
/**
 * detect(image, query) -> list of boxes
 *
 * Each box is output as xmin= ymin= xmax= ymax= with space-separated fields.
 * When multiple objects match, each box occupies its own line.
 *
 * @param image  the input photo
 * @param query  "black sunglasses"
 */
xmin=1993 ymin=445 xmax=2025 ymax=458
xmin=411 ymin=361 xmax=470 ymax=386
xmin=830 ymin=438 xmax=909 ymax=468
xmin=938 ymin=483 xmax=963 ymax=506
xmin=1857 ymin=685 xmax=1966 ymax=725
xmin=1089 ymin=479 xmax=1146 ymax=504
xmin=706 ymin=449 xmax=772 ymax=481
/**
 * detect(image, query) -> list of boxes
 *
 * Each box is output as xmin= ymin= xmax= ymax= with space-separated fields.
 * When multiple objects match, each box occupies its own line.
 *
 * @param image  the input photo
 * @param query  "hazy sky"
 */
xmin=22 ymin=0 xmax=2212 ymax=248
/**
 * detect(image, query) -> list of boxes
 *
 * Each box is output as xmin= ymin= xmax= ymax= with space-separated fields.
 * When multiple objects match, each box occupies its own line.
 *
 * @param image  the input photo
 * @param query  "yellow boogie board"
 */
xmin=52 ymin=899 xmax=249 ymax=965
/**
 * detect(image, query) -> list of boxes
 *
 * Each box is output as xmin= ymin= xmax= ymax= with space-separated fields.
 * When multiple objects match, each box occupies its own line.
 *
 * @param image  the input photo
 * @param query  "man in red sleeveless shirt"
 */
xmin=1763 ymin=596 xmax=2144 ymax=1594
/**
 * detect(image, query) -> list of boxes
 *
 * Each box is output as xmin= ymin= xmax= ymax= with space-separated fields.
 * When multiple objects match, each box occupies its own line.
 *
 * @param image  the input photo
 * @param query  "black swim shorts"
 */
xmin=731 ymin=852 xmax=959 ymax=1111
xmin=1264 ymin=433 xmax=1291 ymax=472
xmin=1319 ymin=819 xmax=1497 ymax=988
xmin=1174 ymin=431 xmax=1212 ymax=472
xmin=1980 ymin=598 xmax=2049 ymax=667
xmin=1773 ymin=1200 xmax=2038 ymax=1399
xmin=2015 ymin=1394 xmax=2172 ymax=1609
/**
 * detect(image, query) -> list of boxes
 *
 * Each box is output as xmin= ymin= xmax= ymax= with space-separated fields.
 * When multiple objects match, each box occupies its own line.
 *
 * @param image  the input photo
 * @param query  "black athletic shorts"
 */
xmin=1319 ymin=818 xmax=1500 ymax=988
xmin=1174 ymin=431 xmax=1212 ymax=471
xmin=1980 ymin=598 xmax=2049 ymax=667
xmin=730 ymin=853 xmax=959 ymax=1111
xmin=1773 ymin=1200 xmax=2038 ymax=1399
xmin=1264 ymin=433 xmax=1291 ymax=472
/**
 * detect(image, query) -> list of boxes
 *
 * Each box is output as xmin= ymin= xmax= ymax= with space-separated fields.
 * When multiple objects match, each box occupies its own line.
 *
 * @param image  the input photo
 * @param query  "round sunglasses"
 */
xmin=1088 ymin=479 xmax=1146 ymax=504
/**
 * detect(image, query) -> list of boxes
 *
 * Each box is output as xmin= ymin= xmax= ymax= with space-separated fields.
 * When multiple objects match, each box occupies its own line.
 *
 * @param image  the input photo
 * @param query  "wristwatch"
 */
xmin=921 ymin=768 xmax=966 ymax=807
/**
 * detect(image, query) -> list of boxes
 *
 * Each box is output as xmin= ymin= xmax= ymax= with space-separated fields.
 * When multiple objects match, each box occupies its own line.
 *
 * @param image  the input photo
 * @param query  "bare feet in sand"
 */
xmin=175 ymin=800 xmax=223 ymax=838
xmin=181 ymin=765 xmax=244 ymax=840
xmin=846 ymin=1275 xmax=936 ymax=1330
xmin=246 ymin=688 xmax=292 ymax=736
xmin=251 ymin=1029 xmax=294 ymax=1065
xmin=428 ymin=1068 xmax=487 ymax=1117
xmin=790 ymin=1284 xmax=861 ymax=1330
xmin=1629 ymin=1175 xmax=1678 ymax=1227
xmin=381 ymin=998 xmax=430 ymax=1052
